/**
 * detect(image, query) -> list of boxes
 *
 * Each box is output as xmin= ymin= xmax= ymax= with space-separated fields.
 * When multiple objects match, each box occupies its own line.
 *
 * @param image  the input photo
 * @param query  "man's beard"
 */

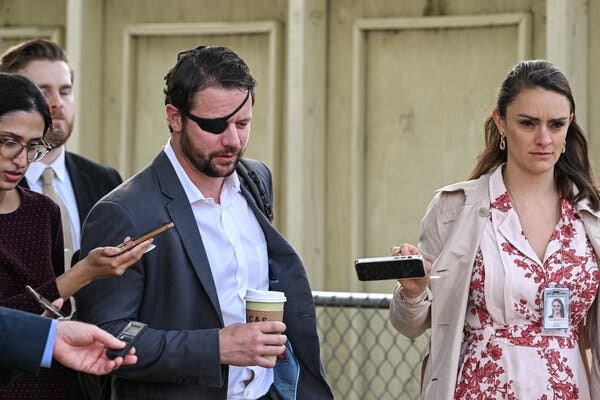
xmin=44 ymin=124 xmax=72 ymax=148
xmin=180 ymin=128 xmax=243 ymax=178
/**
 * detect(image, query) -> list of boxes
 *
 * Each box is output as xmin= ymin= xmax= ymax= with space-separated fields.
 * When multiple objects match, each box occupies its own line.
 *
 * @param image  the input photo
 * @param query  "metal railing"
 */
xmin=313 ymin=291 xmax=429 ymax=400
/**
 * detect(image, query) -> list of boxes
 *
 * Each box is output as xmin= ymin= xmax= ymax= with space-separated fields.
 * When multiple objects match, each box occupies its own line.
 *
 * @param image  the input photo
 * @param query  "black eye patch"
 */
xmin=182 ymin=89 xmax=250 ymax=134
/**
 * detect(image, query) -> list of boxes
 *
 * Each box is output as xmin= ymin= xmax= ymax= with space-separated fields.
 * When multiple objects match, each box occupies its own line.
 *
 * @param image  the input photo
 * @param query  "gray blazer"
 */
xmin=75 ymin=152 xmax=332 ymax=399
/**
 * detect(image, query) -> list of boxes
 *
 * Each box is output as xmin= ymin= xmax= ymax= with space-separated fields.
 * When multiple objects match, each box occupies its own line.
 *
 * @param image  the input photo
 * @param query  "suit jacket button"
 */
xmin=478 ymin=207 xmax=489 ymax=217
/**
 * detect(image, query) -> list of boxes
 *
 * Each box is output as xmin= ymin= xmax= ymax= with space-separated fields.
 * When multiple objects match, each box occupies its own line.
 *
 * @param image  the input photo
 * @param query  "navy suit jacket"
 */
xmin=0 ymin=307 xmax=52 ymax=386
xmin=75 ymin=152 xmax=332 ymax=399
xmin=19 ymin=151 xmax=122 ymax=226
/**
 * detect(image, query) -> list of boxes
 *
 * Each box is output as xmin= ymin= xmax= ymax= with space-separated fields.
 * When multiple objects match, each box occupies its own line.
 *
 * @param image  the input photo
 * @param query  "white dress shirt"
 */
xmin=164 ymin=140 xmax=272 ymax=399
xmin=25 ymin=146 xmax=81 ymax=250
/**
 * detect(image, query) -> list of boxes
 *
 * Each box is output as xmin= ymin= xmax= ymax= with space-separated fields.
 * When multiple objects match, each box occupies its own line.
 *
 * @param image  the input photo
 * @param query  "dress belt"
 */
xmin=463 ymin=324 xmax=578 ymax=353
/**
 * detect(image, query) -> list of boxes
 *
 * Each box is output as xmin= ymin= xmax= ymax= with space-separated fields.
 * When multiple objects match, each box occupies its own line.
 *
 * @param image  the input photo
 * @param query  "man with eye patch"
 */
xmin=76 ymin=46 xmax=333 ymax=400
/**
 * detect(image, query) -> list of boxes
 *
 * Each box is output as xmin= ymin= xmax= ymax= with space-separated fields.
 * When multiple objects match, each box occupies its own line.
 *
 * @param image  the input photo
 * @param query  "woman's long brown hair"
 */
xmin=469 ymin=60 xmax=600 ymax=211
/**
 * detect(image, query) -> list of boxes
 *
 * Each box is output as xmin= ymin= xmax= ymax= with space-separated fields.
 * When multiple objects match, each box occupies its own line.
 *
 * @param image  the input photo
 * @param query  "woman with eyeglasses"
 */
xmin=0 ymin=73 xmax=152 ymax=399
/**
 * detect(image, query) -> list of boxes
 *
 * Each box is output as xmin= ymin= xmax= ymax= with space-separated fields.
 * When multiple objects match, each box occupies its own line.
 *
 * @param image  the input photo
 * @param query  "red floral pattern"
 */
xmin=454 ymin=176 xmax=599 ymax=399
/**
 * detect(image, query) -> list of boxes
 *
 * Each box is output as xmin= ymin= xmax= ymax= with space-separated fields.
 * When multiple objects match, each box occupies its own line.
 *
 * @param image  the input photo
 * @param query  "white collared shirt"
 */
xmin=25 ymin=146 xmax=81 ymax=250
xmin=164 ymin=140 xmax=272 ymax=399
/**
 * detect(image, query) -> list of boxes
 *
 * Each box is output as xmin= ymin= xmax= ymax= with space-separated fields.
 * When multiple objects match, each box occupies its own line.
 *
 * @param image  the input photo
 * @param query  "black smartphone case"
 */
xmin=354 ymin=256 xmax=425 ymax=281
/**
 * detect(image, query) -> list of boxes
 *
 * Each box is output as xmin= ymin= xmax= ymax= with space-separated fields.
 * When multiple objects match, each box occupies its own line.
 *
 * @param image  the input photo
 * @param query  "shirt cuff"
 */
xmin=41 ymin=319 xmax=58 ymax=368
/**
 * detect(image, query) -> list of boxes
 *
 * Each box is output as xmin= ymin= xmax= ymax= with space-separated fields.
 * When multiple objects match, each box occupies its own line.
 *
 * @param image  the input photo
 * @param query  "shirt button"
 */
xmin=478 ymin=207 xmax=489 ymax=217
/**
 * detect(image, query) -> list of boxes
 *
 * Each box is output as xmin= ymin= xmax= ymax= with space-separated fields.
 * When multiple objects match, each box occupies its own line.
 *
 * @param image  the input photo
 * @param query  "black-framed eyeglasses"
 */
xmin=181 ymin=89 xmax=251 ymax=134
xmin=0 ymin=136 xmax=51 ymax=162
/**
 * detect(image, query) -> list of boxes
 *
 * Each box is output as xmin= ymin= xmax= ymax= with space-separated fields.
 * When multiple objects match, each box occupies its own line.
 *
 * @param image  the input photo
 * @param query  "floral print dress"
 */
xmin=454 ymin=168 xmax=600 ymax=400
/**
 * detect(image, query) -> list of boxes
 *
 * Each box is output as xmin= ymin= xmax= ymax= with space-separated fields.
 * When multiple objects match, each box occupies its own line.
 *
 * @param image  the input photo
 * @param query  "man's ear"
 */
xmin=166 ymin=104 xmax=183 ymax=133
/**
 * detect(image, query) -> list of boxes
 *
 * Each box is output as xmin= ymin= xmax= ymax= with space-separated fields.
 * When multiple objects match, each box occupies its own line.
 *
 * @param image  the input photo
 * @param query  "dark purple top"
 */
xmin=0 ymin=186 xmax=82 ymax=399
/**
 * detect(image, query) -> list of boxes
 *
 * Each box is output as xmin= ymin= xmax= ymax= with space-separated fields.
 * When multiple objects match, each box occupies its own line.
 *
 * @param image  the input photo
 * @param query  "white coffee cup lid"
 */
xmin=244 ymin=289 xmax=286 ymax=303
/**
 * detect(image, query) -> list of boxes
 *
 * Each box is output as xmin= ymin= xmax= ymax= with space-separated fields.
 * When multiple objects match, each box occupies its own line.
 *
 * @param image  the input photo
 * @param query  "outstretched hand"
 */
xmin=56 ymin=237 xmax=154 ymax=301
xmin=389 ymin=243 xmax=432 ymax=297
xmin=53 ymin=320 xmax=137 ymax=375
xmin=219 ymin=321 xmax=287 ymax=368
xmin=80 ymin=237 xmax=154 ymax=280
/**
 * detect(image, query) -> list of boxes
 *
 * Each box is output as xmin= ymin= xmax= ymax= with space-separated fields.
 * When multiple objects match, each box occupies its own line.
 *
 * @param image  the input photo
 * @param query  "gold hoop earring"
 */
xmin=499 ymin=134 xmax=506 ymax=151
xmin=562 ymin=142 xmax=566 ymax=154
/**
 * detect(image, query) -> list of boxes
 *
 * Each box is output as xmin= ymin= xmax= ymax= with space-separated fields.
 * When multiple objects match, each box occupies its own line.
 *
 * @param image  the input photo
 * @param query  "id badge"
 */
xmin=542 ymin=287 xmax=570 ymax=331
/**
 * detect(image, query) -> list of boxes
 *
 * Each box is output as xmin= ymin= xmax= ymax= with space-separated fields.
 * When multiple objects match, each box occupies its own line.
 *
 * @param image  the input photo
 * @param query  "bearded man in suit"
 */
xmin=75 ymin=45 xmax=332 ymax=400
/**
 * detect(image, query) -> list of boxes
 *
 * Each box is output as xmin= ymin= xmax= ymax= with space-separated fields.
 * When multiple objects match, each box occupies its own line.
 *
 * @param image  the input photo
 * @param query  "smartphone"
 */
xmin=25 ymin=285 xmax=66 ymax=319
xmin=106 ymin=321 xmax=147 ymax=360
xmin=117 ymin=222 xmax=174 ymax=253
xmin=354 ymin=255 xmax=426 ymax=281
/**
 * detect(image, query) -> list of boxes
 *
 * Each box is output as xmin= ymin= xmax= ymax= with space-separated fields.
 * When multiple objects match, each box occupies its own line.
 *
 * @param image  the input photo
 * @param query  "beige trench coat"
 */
xmin=390 ymin=171 xmax=600 ymax=400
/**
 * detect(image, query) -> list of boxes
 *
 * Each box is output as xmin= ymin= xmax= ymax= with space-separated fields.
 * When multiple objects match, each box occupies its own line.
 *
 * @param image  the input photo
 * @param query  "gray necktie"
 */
xmin=41 ymin=168 xmax=74 ymax=271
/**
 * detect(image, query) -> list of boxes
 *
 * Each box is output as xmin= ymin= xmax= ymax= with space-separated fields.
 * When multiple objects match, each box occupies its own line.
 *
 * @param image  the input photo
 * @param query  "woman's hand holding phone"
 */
xmin=26 ymin=286 xmax=72 ymax=319
xmin=56 ymin=222 xmax=174 ymax=300
xmin=389 ymin=243 xmax=432 ymax=298
xmin=81 ymin=237 xmax=155 ymax=280
xmin=80 ymin=222 xmax=174 ymax=279
xmin=41 ymin=298 xmax=73 ymax=320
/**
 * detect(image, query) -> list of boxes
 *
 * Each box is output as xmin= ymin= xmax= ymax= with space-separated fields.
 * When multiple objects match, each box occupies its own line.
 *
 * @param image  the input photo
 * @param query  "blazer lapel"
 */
xmin=239 ymin=184 xmax=298 ymax=289
xmin=65 ymin=152 xmax=93 ymax=223
xmin=153 ymin=152 xmax=223 ymax=326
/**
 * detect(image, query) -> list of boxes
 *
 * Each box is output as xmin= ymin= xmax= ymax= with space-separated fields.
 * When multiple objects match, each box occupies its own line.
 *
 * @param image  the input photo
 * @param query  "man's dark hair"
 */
xmin=0 ymin=39 xmax=72 ymax=82
xmin=163 ymin=45 xmax=257 ymax=116
xmin=0 ymin=72 xmax=52 ymax=134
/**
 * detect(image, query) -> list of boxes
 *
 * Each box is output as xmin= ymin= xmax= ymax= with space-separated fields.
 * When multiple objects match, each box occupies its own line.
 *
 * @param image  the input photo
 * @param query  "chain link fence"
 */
xmin=313 ymin=291 xmax=429 ymax=399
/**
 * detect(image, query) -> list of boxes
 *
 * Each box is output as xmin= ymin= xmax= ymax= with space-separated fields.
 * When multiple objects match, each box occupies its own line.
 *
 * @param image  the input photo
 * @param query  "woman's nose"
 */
xmin=12 ymin=146 xmax=29 ymax=167
xmin=536 ymin=127 xmax=552 ymax=146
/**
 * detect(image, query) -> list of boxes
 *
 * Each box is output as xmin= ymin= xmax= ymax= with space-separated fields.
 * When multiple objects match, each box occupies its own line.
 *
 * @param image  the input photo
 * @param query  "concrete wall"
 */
xmin=1 ymin=0 xmax=597 ymax=292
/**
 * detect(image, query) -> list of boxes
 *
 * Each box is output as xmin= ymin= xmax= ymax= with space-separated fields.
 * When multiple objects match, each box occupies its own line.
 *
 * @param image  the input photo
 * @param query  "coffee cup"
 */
xmin=244 ymin=289 xmax=286 ymax=361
